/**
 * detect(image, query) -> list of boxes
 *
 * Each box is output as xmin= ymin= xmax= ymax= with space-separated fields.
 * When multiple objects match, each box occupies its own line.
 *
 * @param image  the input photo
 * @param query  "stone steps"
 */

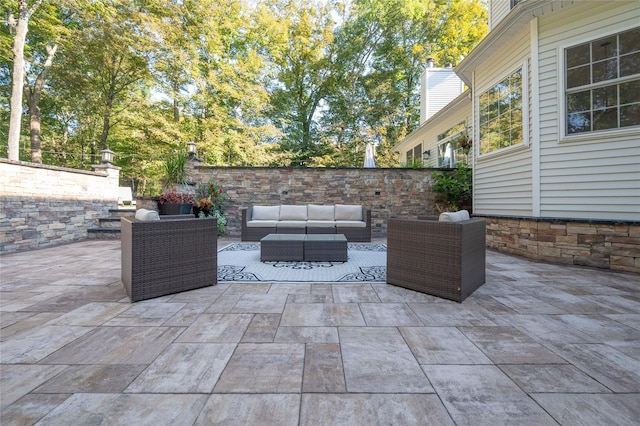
xmin=87 ymin=208 xmax=136 ymax=239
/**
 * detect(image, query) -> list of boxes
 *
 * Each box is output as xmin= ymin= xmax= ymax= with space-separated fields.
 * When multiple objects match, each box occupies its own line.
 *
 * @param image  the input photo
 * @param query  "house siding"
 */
xmin=537 ymin=1 xmax=640 ymax=221
xmin=474 ymin=25 xmax=533 ymax=217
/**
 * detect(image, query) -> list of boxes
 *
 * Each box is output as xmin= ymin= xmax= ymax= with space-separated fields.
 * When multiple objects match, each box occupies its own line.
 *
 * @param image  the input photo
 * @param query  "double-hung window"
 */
xmin=565 ymin=27 xmax=640 ymax=135
xmin=478 ymin=68 xmax=524 ymax=155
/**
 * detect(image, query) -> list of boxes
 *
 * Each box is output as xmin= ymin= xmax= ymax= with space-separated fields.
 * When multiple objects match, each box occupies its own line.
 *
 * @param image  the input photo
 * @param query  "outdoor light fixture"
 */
xmin=100 ymin=148 xmax=115 ymax=164
xmin=187 ymin=141 xmax=197 ymax=157
xmin=423 ymin=150 xmax=431 ymax=159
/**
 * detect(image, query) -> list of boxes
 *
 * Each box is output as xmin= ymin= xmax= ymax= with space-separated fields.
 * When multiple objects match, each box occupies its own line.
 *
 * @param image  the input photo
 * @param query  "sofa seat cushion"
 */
xmin=306 ymin=220 xmax=336 ymax=227
xmin=247 ymin=220 xmax=278 ymax=228
xmin=276 ymin=220 xmax=307 ymax=228
xmin=307 ymin=205 xmax=335 ymax=220
xmin=253 ymin=206 xmax=280 ymax=220
xmin=335 ymin=205 xmax=362 ymax=221
xmin=335 ymin=220 xmax=366 ymax=228
xmin=279 ymin=205 xmax=308 ymax=220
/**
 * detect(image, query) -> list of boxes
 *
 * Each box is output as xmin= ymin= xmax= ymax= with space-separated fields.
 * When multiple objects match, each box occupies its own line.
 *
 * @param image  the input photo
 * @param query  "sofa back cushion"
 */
xmin=334 ymin=204 xmax=362 ymax=221
xmin=439 ymin=210 xmax=470 ymax=222
xmin=279 ymin=205 xmax=308 ymax=220
xmin=252 ymin=205 xmax=280 ymax=220
xmin=307 ymin=205 xmax=335 ymax=220
xmin=135 ymin=208 xmax=160 ymax=221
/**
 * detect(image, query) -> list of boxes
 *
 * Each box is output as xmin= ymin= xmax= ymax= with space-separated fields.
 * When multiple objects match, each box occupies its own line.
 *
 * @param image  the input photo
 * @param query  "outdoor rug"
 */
xmin=217 ymin=243 xmax=387 ymax=283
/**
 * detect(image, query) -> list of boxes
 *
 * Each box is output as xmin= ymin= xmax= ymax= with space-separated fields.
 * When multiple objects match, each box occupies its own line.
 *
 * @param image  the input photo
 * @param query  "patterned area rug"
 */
xmin=218 ymin=243 xmax=387 ymax=283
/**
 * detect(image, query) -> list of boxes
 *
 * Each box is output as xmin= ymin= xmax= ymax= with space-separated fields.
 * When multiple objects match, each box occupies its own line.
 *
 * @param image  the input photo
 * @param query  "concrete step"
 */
xmin=98 ymin=218 xmax=123 ymax=229
xmin=109 ymin=208 xmax=136 ymax=219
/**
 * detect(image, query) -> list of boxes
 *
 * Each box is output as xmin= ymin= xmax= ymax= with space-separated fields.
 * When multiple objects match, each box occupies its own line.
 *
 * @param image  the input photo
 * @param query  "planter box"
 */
xmin=158 ymin=202 xmax=193 ymax=215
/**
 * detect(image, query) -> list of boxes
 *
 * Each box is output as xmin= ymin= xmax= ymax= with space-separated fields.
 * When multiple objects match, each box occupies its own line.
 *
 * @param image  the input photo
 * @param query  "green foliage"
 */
xmin=431 ymin=164 xmax=472 ymax=212
xmin=162 ymin=151 xmax=188 ymax=187
xmin=194 ymin=180 xmax=229 ymax=236
xmin=1 ymin=0 xmax=488 ymax=179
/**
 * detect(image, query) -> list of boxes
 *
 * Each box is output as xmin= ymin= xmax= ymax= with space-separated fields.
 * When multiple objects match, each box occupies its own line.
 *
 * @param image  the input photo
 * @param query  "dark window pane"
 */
xmin=620 ymin=52 xmax=640 ymax=77
xmin=620 ymin=103 xmax=640 ymax=127
xmin=568 ymin=112 xmax=591 ymax=133
xmin=567 ymin=43 xmax=590 ymax=68
xmin=593 ymin=107 xmax=618 ymax=130
xmin=620 ymin=80 xmax=640 ymax=105
xmin=592 ymin=58 xmax=618 ymax=83
xmin=592 ymin=35 xmax=617 ymax=61
xmin=567 ymin=91 xmax=591 ymax=113
xmin=619 ymin=27 xmax=640 ymax=55
xmin=567 ymin=65 xmax=590 ymax=88
xmin=593 ymin=85 xmax=617 ymax=110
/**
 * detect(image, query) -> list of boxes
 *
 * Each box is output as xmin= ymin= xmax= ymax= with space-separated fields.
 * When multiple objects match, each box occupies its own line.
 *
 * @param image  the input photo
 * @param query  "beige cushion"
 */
xmin=306 ymin=220 xmax=336 ymax=227
xmin=252 ymin=206 xmax=280 ymax=220
xmin=135 ymin=209 xmax=160 ymax=221
xmin=277 ymin=220 xmax=307 ymax=228
xmin=439 ymin=210 xmax=470 ymax=222
xmin=307 ymin=205 xmax=334 ymax=220
xmin=279 ymin=205 xmax=307 ymax=220
xmin=335 ymin=220 xmax=366 ymax=228
xmin=335 ymin=205 xmax=362 ymax=221
xmin=247 ymin=220 xmax=277 ymax=228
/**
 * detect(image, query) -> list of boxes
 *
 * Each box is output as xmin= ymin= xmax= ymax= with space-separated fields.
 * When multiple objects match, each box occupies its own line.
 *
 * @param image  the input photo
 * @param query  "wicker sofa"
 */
xmin=386 ymin=215 xmax=486 ymax=302
xmin=121 ymin=216 xmax=217 ymax=302
xmin=241 ymin=204 xmax=371 ymax=242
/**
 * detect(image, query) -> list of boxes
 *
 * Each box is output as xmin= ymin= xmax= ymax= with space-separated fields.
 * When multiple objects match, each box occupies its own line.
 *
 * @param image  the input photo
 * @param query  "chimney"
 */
xmin=426 ymin=58 xmax=435 ymax=68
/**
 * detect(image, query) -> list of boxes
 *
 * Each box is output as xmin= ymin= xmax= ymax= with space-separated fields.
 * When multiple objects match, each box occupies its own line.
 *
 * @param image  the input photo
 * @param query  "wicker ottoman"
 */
xmin=260 ymin=234 xmax=305 ymax=261
xmin=304 ymin=234 xmax=348 ymax=262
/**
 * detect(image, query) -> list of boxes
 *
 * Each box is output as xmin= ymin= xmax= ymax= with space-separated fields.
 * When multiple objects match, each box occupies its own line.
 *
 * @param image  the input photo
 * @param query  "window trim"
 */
xmin=476 ymin=61 xmax=529 ymax=158
xmin=558 ymin=24 xmax=640 ymax=142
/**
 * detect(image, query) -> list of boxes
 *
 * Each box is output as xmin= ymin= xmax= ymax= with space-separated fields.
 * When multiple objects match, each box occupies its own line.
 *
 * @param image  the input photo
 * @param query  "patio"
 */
xmin=1 ymin=237 xmax=639 ymax=425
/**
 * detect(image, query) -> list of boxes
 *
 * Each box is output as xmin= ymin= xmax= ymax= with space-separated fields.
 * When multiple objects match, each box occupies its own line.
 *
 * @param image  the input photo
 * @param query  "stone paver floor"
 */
xmin=1 ymin=238 xmax=639 ymax=425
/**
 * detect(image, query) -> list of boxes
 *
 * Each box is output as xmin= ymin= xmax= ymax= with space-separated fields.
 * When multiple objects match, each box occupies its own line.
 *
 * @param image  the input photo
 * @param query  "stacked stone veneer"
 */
xmin=0 ymin=159 xmax=119 ymax=253
xmin=480 ymin=215 xmax=640 ymax=273
xmin=189 ymin=166 xmax=437 ymax=239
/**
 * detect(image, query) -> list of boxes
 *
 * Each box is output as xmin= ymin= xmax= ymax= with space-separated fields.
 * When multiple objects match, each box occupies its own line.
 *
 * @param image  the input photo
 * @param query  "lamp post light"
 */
xmin=187 ymin=141 xmax=197 ymax=158
xmin=100 ymin=148 xmax=115 ymax=165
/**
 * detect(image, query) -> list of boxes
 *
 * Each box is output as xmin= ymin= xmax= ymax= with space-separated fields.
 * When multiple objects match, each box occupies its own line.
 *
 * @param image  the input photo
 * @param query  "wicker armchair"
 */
xmin=386 ymin=217 xmax=486 ymax=302
xmin=121 ymin=216 xmax=217 ymax=302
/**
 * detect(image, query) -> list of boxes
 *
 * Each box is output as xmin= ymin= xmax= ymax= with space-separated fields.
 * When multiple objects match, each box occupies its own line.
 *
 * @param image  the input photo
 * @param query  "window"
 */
xmin=478 ymin=68 xmax=523 ymax=155
xmin=510 ymin=0 xmax=525 ymax=8
xmin=565 ymin=27 xmax=640 ymax=135
xmin=406 ymin=144 xmax=423 ymax=165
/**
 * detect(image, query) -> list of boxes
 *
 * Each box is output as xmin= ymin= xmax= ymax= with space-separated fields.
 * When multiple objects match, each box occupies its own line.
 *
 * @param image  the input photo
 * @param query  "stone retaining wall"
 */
xmin=189 ymin=166 xmax=437 ymax=239
xmin=0 ymin=159 xmax=119 ymax=253
xmin=480 ymin=215 xmax=640 ymax=273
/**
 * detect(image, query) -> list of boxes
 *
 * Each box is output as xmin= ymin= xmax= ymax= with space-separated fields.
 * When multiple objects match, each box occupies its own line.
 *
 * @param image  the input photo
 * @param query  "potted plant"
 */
xmin=162 ymin=151 xmax=189 ymax=192
xmin=193 ymin=181 xmax=229 ymax=235
xmin=157 ymin=191 xmax=195 ymax=215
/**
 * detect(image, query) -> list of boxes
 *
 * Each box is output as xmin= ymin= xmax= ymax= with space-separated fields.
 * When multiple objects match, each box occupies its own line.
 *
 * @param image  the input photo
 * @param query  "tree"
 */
xmin=7 ymin=0 xmax=44 ymax=161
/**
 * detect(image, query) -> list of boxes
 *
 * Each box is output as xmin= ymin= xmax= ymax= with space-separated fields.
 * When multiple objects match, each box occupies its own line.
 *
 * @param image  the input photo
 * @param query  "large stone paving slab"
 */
xmin=176 ymin=313 xmax=253 ymax=343
xmin=195 ymin=394 xmax=300 ymax=426
xmin=531 ymin=394 xmax=640 ymax=425
xmin=1 ymin=325 xmax=94 ymax=364
xmin=280 ymin=303 xmax=365 ymax=326
xmin=459 ymin=325 xmax=568 ymax=364
xmin=339 ymin=327 xmax=433 ymax=393
xmin=39 ymin=326 xmax=184 ymax=365
xmin=34 ymin=393 xmax=208 ymax=425
xmin=34 ymin=365 xmax=147 ymax=394
xmin=214 ymin=343 xmax=305 ymax=393
xmin=0 ymin=365 xmax=67 ymax=409
xmin=300 ymin=394 xmax=454 ymax=425
xmin=302 ymin=343 xmax=345 ymax=392
xmin=399 ymin=326 xmax=492 ymax=365
xmin=424 ymin=365 xmax=557 ymax=425
xmin=125 ymin=343 xmax=236 ymax=393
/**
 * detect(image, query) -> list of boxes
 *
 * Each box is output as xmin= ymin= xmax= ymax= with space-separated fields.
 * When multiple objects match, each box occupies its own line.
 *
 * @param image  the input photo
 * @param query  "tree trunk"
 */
xmin=26 ymin=44 xmax=58 ymax=164
xmin=173 ymin=80 xmax=180 ymax=122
